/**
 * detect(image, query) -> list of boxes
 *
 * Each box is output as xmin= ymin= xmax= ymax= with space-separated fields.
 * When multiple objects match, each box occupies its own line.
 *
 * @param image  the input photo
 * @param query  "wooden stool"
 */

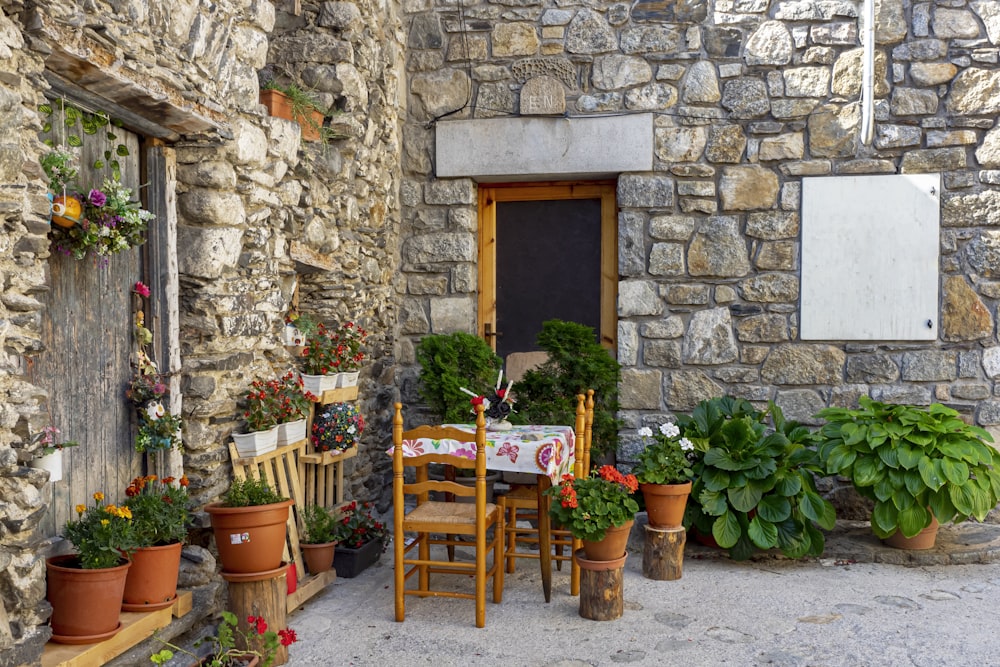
xmin=642 ymin=524 xmax=685 ymax=581
xmin=223 ymin=566 xmax=290 ymax=665
xmin=575 ymin=550 xmax=626 ymax=621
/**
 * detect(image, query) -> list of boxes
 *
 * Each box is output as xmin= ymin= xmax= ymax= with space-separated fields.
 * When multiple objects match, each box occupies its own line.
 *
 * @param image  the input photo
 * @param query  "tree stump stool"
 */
xmin=575 ymin=550 xmax=626 ymax=621
xmin=222 ymin=565 xmax=290 ymax=665
xmin=642 ymin=524 xmax=685 ymax=581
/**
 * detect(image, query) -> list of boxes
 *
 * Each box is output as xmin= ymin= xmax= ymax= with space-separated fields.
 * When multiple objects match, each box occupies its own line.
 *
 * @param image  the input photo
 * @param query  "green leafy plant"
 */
xmin=124 ymin=474 xmax=192 ymax=547
xmin=222 ymin=477 xmax=287 ymax=508
xmin=633 ymin=421 xmax=695 ymax=485
xmin=684 ymin=396 xmax=836 ymax=561
xmin=511 ymin=320 xmax=621 ymax=458
xmin=814 ymin=397 xmax=1000 ymax=540
xmin=333 ymin=500 xmax=388 ymax=550
xmin=545 ymin=465 xmax=639 ymax=542
xmin=63 ymin=491 xmax=138 ymax=569
xmin=41 ymin=146 xmax=78 ymax=192
xmin=415 ymin=332 xmax=503 ymax=423
xmin=292 ymin=314 xmax=367 ymax=376
xmin=40 ymin=99 xmax=130 ymax=180
xmin=301 ymin=504 xmax=339 ymax=544
xmin=150 ymin=610 xmax=297 ymax=667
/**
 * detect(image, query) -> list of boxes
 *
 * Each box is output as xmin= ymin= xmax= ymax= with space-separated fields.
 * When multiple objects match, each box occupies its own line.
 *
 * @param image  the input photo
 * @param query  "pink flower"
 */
xmin=87 ymin=189 xmax=107 ymax=207
xmin=134 ymin=281 xmax=151 ymax=297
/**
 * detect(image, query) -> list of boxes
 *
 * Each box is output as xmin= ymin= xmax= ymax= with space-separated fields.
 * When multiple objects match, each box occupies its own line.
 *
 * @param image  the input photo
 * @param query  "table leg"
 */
xmin=537 ymin=475 xmax=552 ymax=603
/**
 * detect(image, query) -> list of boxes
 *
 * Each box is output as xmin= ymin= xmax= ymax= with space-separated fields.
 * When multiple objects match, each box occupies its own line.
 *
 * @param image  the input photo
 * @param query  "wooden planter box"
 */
xmin=260 ymin=88 xmax=323 ymax=141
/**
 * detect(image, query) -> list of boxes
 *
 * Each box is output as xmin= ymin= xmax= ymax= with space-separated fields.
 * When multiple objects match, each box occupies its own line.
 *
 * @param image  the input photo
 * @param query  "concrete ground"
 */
xmin=285 ymin=520 xmax=1000 ymax=667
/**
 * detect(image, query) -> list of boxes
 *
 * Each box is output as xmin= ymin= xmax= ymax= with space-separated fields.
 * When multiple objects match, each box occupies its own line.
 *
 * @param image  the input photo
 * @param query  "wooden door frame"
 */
xmin=477 ymin=181 xmax=618 ymax=352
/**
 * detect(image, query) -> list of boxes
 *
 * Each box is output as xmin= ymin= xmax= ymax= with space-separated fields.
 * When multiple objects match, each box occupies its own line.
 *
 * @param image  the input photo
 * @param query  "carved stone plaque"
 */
xmin=520 ymin=76 xmax=566 ymax=115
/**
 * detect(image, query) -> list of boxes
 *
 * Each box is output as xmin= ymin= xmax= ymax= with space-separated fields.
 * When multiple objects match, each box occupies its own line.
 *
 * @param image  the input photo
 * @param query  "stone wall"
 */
xmin=396 ymin=0 xmax=1000 ymax=472
xmin=0 ymin=0 xmax=403 ymax=661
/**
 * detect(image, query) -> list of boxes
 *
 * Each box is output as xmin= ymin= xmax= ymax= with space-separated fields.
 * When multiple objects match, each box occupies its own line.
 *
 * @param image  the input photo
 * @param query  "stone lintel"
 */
xmin=435 ymin=113 xmax=654 ymax=181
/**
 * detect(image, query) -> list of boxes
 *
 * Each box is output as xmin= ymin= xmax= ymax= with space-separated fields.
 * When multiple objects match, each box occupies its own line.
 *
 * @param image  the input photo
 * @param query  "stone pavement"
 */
xmin=285 ymin=520 xmax=1000 ymax=666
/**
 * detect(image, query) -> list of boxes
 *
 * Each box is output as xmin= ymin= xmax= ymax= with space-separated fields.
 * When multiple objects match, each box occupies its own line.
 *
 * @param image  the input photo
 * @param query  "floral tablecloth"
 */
xmin=393 ymin=424 xmax=576 ymax=483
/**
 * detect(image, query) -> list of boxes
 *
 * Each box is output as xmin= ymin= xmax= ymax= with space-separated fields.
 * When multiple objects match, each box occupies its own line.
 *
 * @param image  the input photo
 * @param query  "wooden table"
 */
xmin=396 ymin=423 xmax=579 ymax=602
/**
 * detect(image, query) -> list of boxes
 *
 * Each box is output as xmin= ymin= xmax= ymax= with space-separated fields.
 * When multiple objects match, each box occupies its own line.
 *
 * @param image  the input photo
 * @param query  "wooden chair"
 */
xmin=392 ymin=402 xmax=506 ymax=628
xmin=500 ymin=390 xmax=594 ymax=596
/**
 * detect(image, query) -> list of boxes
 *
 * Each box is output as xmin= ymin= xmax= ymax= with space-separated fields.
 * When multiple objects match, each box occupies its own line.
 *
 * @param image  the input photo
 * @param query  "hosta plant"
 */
xmin=815 ymin=397 xmax=999 ymax=540
xmin=683 ymin=396 xmax=836 ymax=561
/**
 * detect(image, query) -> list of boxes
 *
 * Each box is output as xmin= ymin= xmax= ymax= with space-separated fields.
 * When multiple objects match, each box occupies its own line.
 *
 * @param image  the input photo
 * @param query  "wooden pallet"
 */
xmin=41 ymin=591 xmax=192 ymax=667
xmin=299 ymin=445 xmax=358 ymax=507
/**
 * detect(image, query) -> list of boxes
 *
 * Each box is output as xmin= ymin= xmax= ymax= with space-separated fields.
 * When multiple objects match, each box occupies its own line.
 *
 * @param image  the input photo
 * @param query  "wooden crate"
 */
xmin=300 ymin=384 xmax=360 ymax=508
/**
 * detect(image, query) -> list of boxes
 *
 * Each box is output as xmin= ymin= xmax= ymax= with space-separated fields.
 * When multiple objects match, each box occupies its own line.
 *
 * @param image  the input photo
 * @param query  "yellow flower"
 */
xmin=93 ymin=491 xmax=105 ymax=502
xmin=104 ymin=504 xmax=117 ymax=515
xmin=101 ymin=519 xmax=109 ymax=526
xmin=118 ymin=506 xmax=132 ymax=519
xmin=75 ymin=504 xmax=86 ymax=516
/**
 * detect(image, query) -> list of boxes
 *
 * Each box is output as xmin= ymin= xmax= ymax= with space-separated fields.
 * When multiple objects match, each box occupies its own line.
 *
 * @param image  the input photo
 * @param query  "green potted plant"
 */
xmin=545 ymin=464 xmax=639 ymax=561
xmin=293 ymin=314 xmax=355 ymax=394
xmin=151 ymin=610 xmax=297 ymax=667
xmin=311 ymin=402 xmax=365 ymax=453
xmin=511 ymin=319 xmax=621 ymax=460
xmin=46 ymin=490 xmax=138 ymax=643
xmin=273 ymin=371 xmax=316 ymax=445
xmin=683 ymin=396 xmax=836 ymax=561
xmin=415 ymin=332 xmax=503 ymax=424
xmin=299 ymin=504 xmax=339 ymax=575
xmin=232 ymin=376 xmax=284 ymax=456
xmin=814 ymin=397 xmax=1000 ymax=549
xmin=633 ymin=421 xmax=695 ymax=529
xmin=260 ymin=80 xmax=328 ymax=142
xmin=26 ymin=425 xmax=79 ymax=483
xmin=204 ymin=477 xmax=294 ymax=574
xmin=332 ymin=501 xmax=388 ymax=578
xmin=122 ymin=474 xmax=191 ymax=611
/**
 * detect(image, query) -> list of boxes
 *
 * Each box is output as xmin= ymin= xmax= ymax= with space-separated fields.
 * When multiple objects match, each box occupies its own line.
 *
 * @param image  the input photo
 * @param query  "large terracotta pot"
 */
xmin=205 ymin=499 xmax=294 ymax=574
xmin=581 ymin=519 xmax=634 ymax=561
xmin=46 ymin=555 xmax=131 ymax=644
xmin=301 ymin=541 xmax=337 ymax=575
xmin=640 ymin=481 xmax=692 ymax=529
xmin=883 ymin=515 xmax=939 ymax=550
xmin=122 ymin=542 xmax=183 ymax=611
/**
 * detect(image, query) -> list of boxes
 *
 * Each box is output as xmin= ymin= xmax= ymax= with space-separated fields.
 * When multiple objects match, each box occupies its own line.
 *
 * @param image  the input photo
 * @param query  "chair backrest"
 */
xmin=572 ymin=389 xmax=596 ymax=478
xmin=583 ymin=389 xmax=595 ymax=475
xmin=392 ymin=403 xmax=489 ymax=508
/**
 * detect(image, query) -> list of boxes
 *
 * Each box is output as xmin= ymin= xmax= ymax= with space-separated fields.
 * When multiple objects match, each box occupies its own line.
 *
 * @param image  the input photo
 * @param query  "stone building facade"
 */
xmin=0 ymin=0 xmax=999 ymax=662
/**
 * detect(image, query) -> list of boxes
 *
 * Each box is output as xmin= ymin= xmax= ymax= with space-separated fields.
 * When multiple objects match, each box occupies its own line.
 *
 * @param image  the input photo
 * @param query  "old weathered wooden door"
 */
xmin=33 ymin=106 xmax=144 ymax=536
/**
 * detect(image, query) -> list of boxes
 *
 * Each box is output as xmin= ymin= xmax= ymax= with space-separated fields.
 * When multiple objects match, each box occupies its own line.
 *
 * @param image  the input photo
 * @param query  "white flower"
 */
xmin=146 ymin=401 xmax=166 ymax=421
xmin=679 ymin=437 xmax=693 ymax=451
xmin=347 ymin=426 xmax=356 ymax=434
xmin=659 ymin=422 xmax=680 ymax=438
xmin=637 ymin=426 xmax=653 ymax=438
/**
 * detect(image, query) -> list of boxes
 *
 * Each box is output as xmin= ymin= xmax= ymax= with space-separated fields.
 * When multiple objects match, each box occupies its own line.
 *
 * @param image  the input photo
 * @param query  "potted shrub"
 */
xmin=151 ymin=610 xmax=297 ymax=667
xmin=683 ymin=397 xmax=836 ymax=561
xmin=311 ymin=402 xmax=365 ymax=453
xmin=46 ymin=491 xmax=138 ymax=643
xmin=511 ymin=320 xmax=621 ymax=460
xmin=332 ymin=501 xmax=388 ymax=578
xmin=205 ymin=478 xmax=294 ymax=574
xmin=122 ymin=474 xmax=191 ymax=611
xmin=415 ymin=332 xmax=503 ymax=424
xmin=633 ymin=421 xmax=695 ymax=529
xmin=545 ymin=464 xmax=639 ymax=561
xmin=299 ymin=504 xmax=339 ymax=575
xmin=814 ymin=397 xmax=1000 ymax=549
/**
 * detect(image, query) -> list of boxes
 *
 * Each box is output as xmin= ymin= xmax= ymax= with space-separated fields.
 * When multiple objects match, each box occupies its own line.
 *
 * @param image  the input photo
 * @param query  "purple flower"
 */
xmin=88 ymin=189 xmax=107 ymax=207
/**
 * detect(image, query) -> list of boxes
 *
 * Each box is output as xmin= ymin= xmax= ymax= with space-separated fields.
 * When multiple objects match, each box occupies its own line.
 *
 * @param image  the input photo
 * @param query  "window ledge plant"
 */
xmin=815 ymin=397 xmax=999 ymax=541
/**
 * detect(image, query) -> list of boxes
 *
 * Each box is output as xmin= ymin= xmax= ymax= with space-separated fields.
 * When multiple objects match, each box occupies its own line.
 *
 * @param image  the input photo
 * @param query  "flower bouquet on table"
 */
xmin=460 ymin=370 xmax=516 ymax=430
xmin=150 ymin=610 xmax=297 ymax=667
xmin=312 ymin=402 xmax=365 ymax=453
xmin=546 ymin=465 xmax=639 ymax=560
xmin=633 ymin=421 xmax=696 ymax=529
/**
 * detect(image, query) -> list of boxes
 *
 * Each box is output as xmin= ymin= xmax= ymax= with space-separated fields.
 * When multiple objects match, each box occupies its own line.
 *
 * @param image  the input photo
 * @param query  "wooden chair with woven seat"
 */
xmin=392 ymin=402 xmax=506 ymax=628
xmin=500 ymin=390 xmax=595 ymax=596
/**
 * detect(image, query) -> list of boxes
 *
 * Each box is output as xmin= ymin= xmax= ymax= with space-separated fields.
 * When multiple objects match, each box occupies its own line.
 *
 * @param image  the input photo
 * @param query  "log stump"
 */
xmin=222 ymin=565 xmax=290 ymax=665
xmin=575 ymin=550 xmax=626 ymax=621
xmin=642 ymin=524 xmax=685 ymax=581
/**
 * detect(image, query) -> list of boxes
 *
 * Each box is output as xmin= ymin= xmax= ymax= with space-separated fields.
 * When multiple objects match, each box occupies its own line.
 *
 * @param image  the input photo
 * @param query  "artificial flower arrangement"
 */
xmin=333 ymin=500 xmax=388 ymax=550
xmin=29 ymin=425 xmax=79 ymax=459
xmin=150 ymin=611 xmax=297 ymax=667
xmin=124 ymin=474 xmax=191 ymax=547
xmin=545 ymin=465 xmax=639 ymax=542
xmin=459 ymin=369 xmax=516 ymax=426
xmin=292 ymin=313 xmax=368 ymax=375
xmin=311 ymin=402 xmax=365 ymax=452
xmin=129 ymin=282 xmax=182 ymax=453
xmin=63 ymin=491 xmax=138 ymax=569
xmin=633 ymin=421 xmax=696 ymax=485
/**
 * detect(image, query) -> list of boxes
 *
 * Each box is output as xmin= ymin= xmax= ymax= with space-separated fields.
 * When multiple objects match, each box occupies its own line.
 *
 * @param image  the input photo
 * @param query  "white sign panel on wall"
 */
xmin=801 ymin=174 xmax=940 ymax=341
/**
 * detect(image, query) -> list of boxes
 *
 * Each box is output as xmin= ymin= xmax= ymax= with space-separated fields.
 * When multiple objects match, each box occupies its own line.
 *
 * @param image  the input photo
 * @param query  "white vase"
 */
xmin=232 ymin=426 xmax=279 ymax=457
xmin=338 ymin=371 xmax=360 ymax=388
xmin=30 ymin=450 xmax=63 ymax=482
xmin=300 ymin=373 xmax=339 ymax=396
xmin=276 ymin=418 xmax=307 ymax=445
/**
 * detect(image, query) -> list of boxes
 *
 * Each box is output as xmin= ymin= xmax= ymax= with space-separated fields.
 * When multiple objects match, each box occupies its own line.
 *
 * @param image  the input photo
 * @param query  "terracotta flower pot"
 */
xmin=883 ymin=515 xmax=940 ymax=550
xmin=640 ymin=481 xmax=692 ymax=529
xmin=205 ymin=499 xmax=294 ymax=574
xmin=46 ymin=555 xmax=131 ymax=644
xmin=581 ymin=519 xmax=634 ymax=561
xmin=301 ymin=541 xmax=337 ymax=575
xmin=122 ymin=542 xmax=183 ymax=611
